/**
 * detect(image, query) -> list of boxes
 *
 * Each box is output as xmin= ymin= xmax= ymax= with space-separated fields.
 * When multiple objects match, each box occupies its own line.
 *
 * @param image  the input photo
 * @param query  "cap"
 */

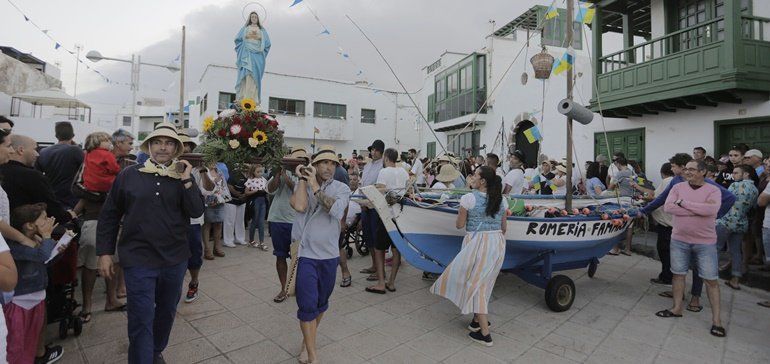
xmin=745 ymin=149 xmax=763 ymax=159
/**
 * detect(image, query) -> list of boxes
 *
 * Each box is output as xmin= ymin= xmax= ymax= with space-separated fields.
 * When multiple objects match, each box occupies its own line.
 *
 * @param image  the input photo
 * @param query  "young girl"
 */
xmin=5 ymin=203 xmax=62 ymax=363
xmin=246 ymin=164 xmax=269 ymax=250
xmin=83 ymin=132 xmax=121 ymax=193
xmin=430 ymin=166 xmax=507 ymax=347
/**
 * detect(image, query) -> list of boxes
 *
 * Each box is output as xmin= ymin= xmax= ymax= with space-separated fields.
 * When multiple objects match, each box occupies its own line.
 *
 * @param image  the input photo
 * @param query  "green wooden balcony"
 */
xmin=590 ymin=11 xmax=770 ymax=117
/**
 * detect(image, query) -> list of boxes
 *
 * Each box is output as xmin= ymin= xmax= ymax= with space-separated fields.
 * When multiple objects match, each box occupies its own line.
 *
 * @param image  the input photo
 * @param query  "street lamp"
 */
xmin=87 ymin=50 xmax=180 ymax=137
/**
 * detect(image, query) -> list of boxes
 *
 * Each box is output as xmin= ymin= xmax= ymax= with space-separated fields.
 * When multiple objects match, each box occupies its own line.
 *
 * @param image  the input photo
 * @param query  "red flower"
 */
xmin=268 ymin=120 xmax=278 ymax=128
xmin=232 ymin=115 xmax=242 ymax=124
xmin=238 ymin=128 xmax=251 ymax=139
xmin=217 ymin=129 xmax=227 ymax=137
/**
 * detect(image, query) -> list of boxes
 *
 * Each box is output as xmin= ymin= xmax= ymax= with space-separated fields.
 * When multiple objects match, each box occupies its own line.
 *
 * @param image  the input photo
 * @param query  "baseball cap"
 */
xmin=745 ymin=149 xmax=763 ymax=159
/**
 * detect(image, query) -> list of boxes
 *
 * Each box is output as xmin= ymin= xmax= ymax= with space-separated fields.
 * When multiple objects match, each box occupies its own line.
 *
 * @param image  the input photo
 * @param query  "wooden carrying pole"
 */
xmin=565 ymin=0 xmax=574 ymax=210
xmin=178 ymin=26 xmax=186 ymax=128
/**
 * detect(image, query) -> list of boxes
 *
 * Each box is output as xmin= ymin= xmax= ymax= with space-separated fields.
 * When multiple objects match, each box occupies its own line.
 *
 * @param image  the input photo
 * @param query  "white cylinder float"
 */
xmin=557 ymin=99 xmax=594 ymax=125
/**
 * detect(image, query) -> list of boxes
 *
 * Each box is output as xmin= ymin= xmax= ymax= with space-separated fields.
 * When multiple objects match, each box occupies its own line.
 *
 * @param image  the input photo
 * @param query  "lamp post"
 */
xmin=86 ymin=50 xmax=179 ymax=137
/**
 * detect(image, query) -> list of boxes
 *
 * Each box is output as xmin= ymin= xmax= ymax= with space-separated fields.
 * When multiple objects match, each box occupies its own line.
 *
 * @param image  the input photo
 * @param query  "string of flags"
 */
xmin=5 ymin=0 xmax=118 ymax=84
xmin=576 ymin=2 xmax=596 ymax=24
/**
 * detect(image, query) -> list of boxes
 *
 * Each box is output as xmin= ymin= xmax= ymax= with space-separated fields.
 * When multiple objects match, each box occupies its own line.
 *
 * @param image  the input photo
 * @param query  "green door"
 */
xmin=426 ymin=141 xmax=436 ymax=159
xmin=715 ymin=117 xmax=770 ymax=156
xmin=595 ymin=128 xmax=646 ymax=170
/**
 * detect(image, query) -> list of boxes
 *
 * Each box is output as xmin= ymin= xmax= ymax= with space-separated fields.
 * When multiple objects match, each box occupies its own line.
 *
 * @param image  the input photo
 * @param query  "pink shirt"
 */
xmin=664 ymin=182 xmax=721 ymax=244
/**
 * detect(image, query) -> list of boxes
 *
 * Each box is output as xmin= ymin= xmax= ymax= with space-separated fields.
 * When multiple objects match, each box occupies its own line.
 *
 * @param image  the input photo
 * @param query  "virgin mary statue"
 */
xmin=235 ymin=11 xmax=271 ymax=105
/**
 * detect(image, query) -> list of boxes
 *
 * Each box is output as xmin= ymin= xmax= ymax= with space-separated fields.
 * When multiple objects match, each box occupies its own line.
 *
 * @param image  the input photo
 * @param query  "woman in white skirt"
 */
xmin=430 ymin=165 xmax=507 ymax=346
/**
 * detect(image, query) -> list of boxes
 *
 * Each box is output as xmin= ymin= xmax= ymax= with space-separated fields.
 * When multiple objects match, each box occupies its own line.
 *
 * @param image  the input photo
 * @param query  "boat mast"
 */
xmin=565 ymin=0 xmax=575 ymax=210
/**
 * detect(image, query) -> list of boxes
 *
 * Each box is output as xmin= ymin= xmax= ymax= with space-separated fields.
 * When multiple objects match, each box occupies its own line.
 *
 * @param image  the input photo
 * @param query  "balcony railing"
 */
xmin=742 ymin=15 xmax=770 ymax=41
xmin=599 ymin=17 xmax=723 ymax=73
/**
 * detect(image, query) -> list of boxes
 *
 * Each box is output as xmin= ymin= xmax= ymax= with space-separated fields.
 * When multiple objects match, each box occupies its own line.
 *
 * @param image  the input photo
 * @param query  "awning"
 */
xmin=12 ymin=87 xmax=90 ymax=109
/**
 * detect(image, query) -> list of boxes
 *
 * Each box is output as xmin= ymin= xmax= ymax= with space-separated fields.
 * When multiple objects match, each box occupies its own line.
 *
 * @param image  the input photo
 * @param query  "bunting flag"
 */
xmin=356 ymin=70 xmax=363 ymax=76
xmin=290 ymin=0 xmax=304 ymax=7
xmin=23 ymin=15 xmax=29 ymax=21
xmin=552 ymin=47 xmax=575 ymax=76
xmin=575 ymin=3 xmax=596 ymax=24
xmin=523 ymin=125 xmax=543 ymax=143
xmin=544 ymin=1 xmax=559 ymax=19
xmin=317 ymin=28 xmax=330 ymax=36
xmin=54 ymin=43 xmax=60 ymax=50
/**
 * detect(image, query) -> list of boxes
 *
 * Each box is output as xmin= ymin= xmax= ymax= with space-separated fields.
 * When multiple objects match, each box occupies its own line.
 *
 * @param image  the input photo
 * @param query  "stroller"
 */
xmin=341 ymin=214 xmax=367 ymax=258
xmin=46 ymin=223 xmax=83 ymax=340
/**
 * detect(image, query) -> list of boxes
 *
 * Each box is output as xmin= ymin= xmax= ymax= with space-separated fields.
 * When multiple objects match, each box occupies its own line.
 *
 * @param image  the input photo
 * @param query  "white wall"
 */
xmin=190 ymin=65 xmax=421 ymax=156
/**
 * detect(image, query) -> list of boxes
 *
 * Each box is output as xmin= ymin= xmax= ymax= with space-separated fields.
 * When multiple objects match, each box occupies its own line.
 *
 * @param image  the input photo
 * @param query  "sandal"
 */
xmin=273 ymin=291 xmax=288 ymax=303
xmin=607 ymin=251 xmax=619 ymax=256
xmin=385 ymin=284 xmax=396 ymax=292
xmin=655 ymin=309 xmax=682 ymax=318
xmin=710 ymin=325 xmax=726 ymax=337
xmin=686 ymin=304 xmax=703 ymax=313
xmin=757 ymin=301 xmax=770 ymax=308
xmin=359 ymin=267 xmax=376 ymax=274
xmin=658 ymin=291 xmax=674 ymax=298
xmin=366 ymin=274 xmax=378 ymax=282
xmin=621 ymin=251 xmax=632 ymax=256
xmin=79 ymin=311 xmax=92 ymax=323
xmin=365 ymin=287 xmax=386 ymax=295
xmin=725 ymin=281 xmax=741 ymax=290
xmin=204 ymin=253 xmax=215 ymax=260
xmin=340 ymin=276 xmax=352 ymax=288
xmin=214 ymin=249 xmax=226 ymax=257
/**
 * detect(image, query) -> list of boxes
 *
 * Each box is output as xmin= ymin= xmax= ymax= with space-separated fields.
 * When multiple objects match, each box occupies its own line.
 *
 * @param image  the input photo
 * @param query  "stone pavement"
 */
xmin=53 ymin=238 xmax=770 ymax=364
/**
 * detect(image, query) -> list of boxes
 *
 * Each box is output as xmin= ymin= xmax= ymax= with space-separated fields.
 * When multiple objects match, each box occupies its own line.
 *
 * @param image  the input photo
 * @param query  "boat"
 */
xmin=361 ymin=186 xmax=636 ymax=312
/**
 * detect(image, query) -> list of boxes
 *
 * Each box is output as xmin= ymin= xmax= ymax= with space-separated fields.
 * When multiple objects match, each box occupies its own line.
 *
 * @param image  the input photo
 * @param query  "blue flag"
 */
xmin=290 ymin=0 xmax=303 ymax=7
xmin=54 ymin=43 xmax=60 ymax=50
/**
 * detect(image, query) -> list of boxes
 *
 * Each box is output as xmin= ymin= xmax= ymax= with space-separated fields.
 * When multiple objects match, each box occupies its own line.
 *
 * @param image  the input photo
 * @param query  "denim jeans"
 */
xmin=716 ymin=225 xmax=743 ymax=277
xmin=124 ymin=261 xmax=187 ymax=364
xmin=249 ymin=196 xmax=267 ymax=243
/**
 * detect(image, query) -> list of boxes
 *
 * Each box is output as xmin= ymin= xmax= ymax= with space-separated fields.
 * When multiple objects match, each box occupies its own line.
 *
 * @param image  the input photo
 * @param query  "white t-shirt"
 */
xmin=411 ymin=158 xmax=425 ymax=184
xmin=432 ymin=182 xmax=454 ymax=190
xmin=763 ymin=183 xmax=770 ymax=229
xmin=459 ymin=192 xmax=506 ymax=211
xmin=553 ymin=175 xmax=567 ymax=195
xmin=376 ymin=167 xmax=410 ymax=192
xmin=496 ymin=167 xmax=505 ymax=178
xmin=651 ymin=176 xmax=674 ymax=227
xmin=503 ymin=169 xmax=526 ymax=195
xmin=346 ymin=200 xmax=361 ymax=227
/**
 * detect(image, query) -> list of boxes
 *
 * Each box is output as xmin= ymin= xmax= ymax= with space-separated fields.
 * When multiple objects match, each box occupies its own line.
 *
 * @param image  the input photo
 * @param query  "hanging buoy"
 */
xmin=557 ymin=99 xmax=594 ymax=125
xmin=530 ymin=46 xmax=554 ymax=80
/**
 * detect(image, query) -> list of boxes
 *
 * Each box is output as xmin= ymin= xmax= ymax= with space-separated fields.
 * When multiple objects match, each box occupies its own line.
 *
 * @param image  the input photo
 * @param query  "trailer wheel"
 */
xmin=73 ymin=316 xmax=83 ymax=336
xmin=59 ymin=319 xmax=69 ymax=339
xmin=545 ymin=275 xmax=575 ymax=312
xmin=588 ymin=261 xmax=598 ymax=278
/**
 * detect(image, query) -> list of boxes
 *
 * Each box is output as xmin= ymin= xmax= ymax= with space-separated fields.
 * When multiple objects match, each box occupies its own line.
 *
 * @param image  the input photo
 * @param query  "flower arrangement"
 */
xmin=199 ymin=98 xmax=286 ymax=169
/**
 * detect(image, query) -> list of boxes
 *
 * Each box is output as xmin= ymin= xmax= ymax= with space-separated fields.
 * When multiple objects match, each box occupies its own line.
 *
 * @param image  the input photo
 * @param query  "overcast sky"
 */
xmin=1 ymin=0 xmax=557 ymax=113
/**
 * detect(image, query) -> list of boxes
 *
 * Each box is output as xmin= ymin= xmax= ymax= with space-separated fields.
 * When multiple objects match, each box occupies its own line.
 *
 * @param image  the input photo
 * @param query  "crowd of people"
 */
xmin=0 ymin=113 xmax=768 ymax=362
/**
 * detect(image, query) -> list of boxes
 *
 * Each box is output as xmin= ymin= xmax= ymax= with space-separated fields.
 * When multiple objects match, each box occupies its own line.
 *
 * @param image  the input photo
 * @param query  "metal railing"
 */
xmin=742 ymin=15 xmax=770 ymax=41
xmin=599 ymin=17 xmax=723 ymax=73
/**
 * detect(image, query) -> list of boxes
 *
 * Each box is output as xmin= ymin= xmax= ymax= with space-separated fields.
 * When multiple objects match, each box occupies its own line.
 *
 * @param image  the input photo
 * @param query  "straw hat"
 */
xmin=288 ymin=146 xmax=309 ymax=161
xmin=436 ymin=155 xmax=452 ymax=163
xmin=177 ymin=130 xmax=197 ymax=148
xmin=141 ymin=122 xmax=184 ymax=159
xmin=311 ymin=145 xmax=339 ymax=165
xmin=436 ymin=164 xmax=461 ymax=183
xmin=555 ymin=164 xmax=567 ymax=174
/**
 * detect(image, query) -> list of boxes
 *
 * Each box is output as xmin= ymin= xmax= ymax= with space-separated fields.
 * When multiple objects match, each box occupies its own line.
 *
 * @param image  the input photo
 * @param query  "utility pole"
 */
xmin=73 ymin=44 xmax=83 ymax=98
xmin=565 ymin=0 xmax=575 ymax=210
xmin=178 ymin=26 xmax=186 ymax=128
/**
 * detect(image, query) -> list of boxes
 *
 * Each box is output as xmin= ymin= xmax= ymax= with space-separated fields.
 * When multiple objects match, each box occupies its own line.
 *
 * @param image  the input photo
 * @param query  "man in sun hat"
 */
xmin=290 ymin=145 xmax=350 ymax=364
xmin=97 ymin=122 xmax=205 ymax=364
xmin=268 ymin=146 xmax=308 ymax=303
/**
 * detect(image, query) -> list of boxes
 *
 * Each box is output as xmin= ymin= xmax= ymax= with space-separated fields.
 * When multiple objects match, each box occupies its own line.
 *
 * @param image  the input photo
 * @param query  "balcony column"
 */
xmin=592 ymin=5 xmax=603 ymax=98
xmin=722 ymin=0 xmax=743 ymax=73
xmin=623 ymin=12 xmax=635 ymax=64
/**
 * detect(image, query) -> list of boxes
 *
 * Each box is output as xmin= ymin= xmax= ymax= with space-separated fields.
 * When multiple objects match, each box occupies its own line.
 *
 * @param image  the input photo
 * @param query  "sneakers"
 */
xmin=467 ymin=319 xmax=492 ymax=332
xmin=35 ymin=345 xmax=63 ymax=364
xmin=422 ymin=272 xmax=439 ymax=281
xmin=185 ymin=282 xmax=199 ymax=303
xmin=468 ymin=331 xmax=493 ymax=347
xmin=256 ymin=242 xmax=269 ymax=251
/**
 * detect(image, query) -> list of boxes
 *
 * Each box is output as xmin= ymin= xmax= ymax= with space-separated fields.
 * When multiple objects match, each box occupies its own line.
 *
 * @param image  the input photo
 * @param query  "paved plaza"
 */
xmin=54 ymin=238 xmax=769 ymax=364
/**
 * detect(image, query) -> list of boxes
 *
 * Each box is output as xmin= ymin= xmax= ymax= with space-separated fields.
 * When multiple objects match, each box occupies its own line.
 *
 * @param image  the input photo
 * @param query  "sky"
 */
xmin=0 ymin=0 xmax=560 ymax=115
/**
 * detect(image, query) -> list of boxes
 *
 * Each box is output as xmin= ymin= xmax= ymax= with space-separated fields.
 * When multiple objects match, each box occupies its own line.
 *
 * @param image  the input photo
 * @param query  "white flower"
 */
xmin=219 ymin=109 xmax=236 ymax=118
xmin=230 ymin=124 xmax=242 ymax=135
xmin=228 ymin=139 xmax=240 ymax=149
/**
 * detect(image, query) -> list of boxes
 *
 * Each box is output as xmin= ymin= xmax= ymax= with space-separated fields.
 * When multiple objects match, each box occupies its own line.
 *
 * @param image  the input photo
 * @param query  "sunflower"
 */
xmin=202 ymin=116 xmax=214 ymax=132
xmin=240 ymin=98 xmax=256 ymax=111
xmin=252 ymin=130 xmax=268 ymax=145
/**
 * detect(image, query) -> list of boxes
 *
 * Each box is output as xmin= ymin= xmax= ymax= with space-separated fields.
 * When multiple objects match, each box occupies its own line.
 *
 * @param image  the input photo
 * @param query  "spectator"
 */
xmin=0 ymin=116 xmax=13 ymax=133
xmin=0 ymin=135 xmax=73 ymax=223
xmin=200 ymin=161 xmax=230 ymax=259
xmin=604 ymin=154 xmax=635 ymax=197
xmin=82 ymin=132 xmax=121 ymax=194
xmin=758 ymin=173 xmax=770 ymax=308
xmin=744 ymin=149 xmax=764 ymax=176
xmin=503 ymin=151 xmax=527 ymax=195
xmin=0 ymin=232 xmax=16 ymax=364
xmin=657 ymin=160 xmax=725 ymax=338
xmin=584 ymin=161 xmax=606 ymax=197
xmin=717 ymin=165 xmax=758 ymax=291
xmin=246 ymin=164 xmax=269 ymax=251
xmin=486 ymin=153 xmax=504 ymax=178
xmin=35 ymin=122 xmax=83 ymax=209
xmin=223 ymin=164 xmax=251 ymax=248
xmin=359 ymin=139 xmax=385 ymax=278
xmin=535 ymin=160 xmax=556 ymax=195
xmin=409 ymin=148 xmax=424 ymax=187
xmin=693 ymin=146 xmax=707 ymax=161
xmin=96 ymin=122 xmax=204 ymax=363
xmin=433 ymin=164 xmax=460 ymax=190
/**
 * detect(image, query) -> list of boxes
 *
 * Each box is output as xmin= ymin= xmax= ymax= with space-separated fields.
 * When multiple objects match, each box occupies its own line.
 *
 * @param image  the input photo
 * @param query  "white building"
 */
xmin=188 ymin=65 xmax=423 ymax=157
xmin=0 ymin=46 xmax=112 ymax=145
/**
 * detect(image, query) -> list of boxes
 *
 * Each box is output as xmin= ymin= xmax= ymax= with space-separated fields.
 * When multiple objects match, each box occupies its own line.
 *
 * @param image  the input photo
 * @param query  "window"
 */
xmin=361 ymin=109 xmax=376 ymax=124
xmin=427 ymin=94 xmax=435 ymax=122
xmin=541 ymin=10 xmax=583 ymax=50
xmin=200 ymin=93 xmax=208 ymax=116
xmin=436 ymin=79 xmax=446 ymax=101
xmin=447 ymin=72 xmax=458 ymax=95
xmin=269 ymin=97 xmax=306 ymax=116
xmin=459 ymin=66 xmax=473 ymax=91
xmin=426 ymin=141 xmax=436 ymax=159
xmin=218 ymin=92 xmax=236 ymax=111
xmin=122 ymin=116 xmax=132 ymax=127
xmin=314 ymin=102 xmax=347 ymax=119
xmin=448 ymin=130 xmax=480 ymax=157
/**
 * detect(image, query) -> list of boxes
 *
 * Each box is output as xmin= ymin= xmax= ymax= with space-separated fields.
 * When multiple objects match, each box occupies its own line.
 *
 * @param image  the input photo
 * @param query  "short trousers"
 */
xmin=295 ymin=257 xmax=338 ymax=322
xmin=374 ymin=218 xmax=393 ymax=251
xmin=670 ymin=239 xmax=718 ymax=280
xmin=77 ymin=220 xmax=98 ymax=270
xmin=4 ymin=300 xmax=45 ymax=364
xmin=204 ymin=205 xmax=225 ymax=223
xmin=187 ymin=224 xmax=203 ymax=270
xmin=269 ymin=222 xmax=292 ymax=258
xmin=360 ymin=209 xmax=378 ymax=249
